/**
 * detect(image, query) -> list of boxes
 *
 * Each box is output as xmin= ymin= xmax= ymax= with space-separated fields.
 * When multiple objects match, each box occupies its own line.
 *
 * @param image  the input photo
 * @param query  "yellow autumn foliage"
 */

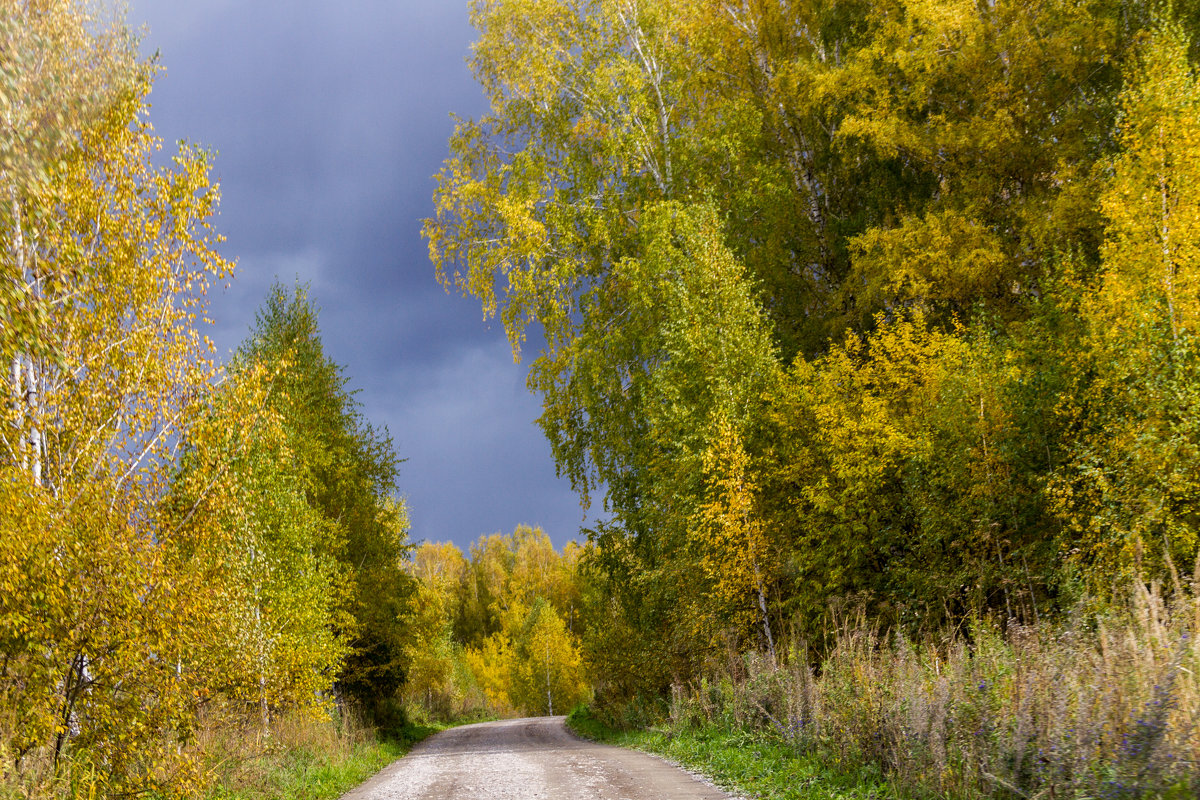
xmin=0 ymin=5 xmax=238 ymax=793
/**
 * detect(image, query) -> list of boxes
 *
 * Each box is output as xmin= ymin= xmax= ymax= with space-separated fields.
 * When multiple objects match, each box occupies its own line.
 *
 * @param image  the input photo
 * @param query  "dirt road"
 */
xmin=340 ymin=716 xmax=735 ymax=799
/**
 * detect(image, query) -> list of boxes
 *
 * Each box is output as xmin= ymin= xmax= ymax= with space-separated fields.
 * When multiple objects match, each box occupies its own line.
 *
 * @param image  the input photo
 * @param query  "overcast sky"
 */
xmin=129 ymin=0 xmax=596 ymax=551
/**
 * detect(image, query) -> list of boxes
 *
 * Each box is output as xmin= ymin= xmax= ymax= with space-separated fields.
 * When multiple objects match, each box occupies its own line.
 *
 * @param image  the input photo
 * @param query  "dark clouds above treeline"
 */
xmin=130 ymin=0 xmax=594 ymax=549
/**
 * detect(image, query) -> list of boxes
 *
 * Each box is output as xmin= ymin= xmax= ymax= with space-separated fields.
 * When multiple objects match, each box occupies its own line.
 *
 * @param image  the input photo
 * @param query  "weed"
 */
xmin=596 ymin=581 xmax=1200 ymax=799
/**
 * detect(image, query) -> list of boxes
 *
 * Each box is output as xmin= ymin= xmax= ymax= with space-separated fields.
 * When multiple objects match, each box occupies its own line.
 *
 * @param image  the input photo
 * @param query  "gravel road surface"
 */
xmin=340 ymin=716 xmax=735 ymax=800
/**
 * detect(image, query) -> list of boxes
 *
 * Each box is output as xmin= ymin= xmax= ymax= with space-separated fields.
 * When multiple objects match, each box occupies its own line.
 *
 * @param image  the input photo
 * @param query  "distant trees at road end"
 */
xmin=404 ymin=525 xmax=590 ymax=720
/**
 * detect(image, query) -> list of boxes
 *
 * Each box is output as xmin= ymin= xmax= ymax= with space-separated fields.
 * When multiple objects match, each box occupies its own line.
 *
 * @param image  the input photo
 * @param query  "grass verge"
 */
xmin=201 ymin=714 xmax=445 ymax=800
xmin=566 ymin=706 xmax=896 ymax=800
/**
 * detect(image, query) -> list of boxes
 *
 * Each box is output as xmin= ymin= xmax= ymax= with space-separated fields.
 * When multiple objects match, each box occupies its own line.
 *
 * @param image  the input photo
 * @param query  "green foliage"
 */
xmin=236 ymin=283 xmax=416 ymax=713
xmin=835 ymin=0 xmax=1122 ymax=318
xmin=433 ymin=0 xmax=1200 ymax=692
xmin=509 ymin=600 xmax=588 ymax=716
xmin=765 ymin=314 xmax=1054 ymax=633
xmin=171 ymin=372 xmax=350 ymax=725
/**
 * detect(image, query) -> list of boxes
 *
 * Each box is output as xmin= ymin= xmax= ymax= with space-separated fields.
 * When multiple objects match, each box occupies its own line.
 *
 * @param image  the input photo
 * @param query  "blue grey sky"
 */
xmin=129 ymin=0 xmax=595 ymax=550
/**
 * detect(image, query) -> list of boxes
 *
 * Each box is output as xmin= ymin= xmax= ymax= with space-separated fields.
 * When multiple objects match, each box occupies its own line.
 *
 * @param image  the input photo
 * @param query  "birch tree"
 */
xmin=1052 ymin=23 xmax=1200 ymax=590
xmin=0 ymin=4 xmax=235 ymax=793
xmin=510 ymin=600 xmax=587 ymax=716
xmin=1 ymin=0 xmax=138 ymax=488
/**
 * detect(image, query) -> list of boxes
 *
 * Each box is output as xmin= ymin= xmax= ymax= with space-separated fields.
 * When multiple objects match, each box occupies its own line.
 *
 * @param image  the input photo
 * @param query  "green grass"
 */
xmin=202 ymin=718 xmax=445 ymax=800
xmin=566 ymin=706 xmax=899 ymax=800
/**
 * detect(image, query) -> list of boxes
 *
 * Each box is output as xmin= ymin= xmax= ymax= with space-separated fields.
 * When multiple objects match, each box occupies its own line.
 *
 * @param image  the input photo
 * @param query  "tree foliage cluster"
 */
xmin=427 ymin=0 xmax=1200 ymax=705
xmin=0 ymin=5 xmax=416 ymax=796
xmin=403 ymin=525 xmax=590 ymax=720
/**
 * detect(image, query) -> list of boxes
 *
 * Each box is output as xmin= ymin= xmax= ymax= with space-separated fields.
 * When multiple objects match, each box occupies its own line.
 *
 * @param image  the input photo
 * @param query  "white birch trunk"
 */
xmin=751 ymin=553 xmax=777 ymax=668
xmin=26 ymin=356 xmax=41 ymax=488
xmin=757 ymin=582 xmax=776 ymax=668
xmin=11 ymin=354 xmax=24 ymax=471
xmin=8 ymin=185 xmax=41 ymax=487
xmin=545 ymin=639 xmax=553 ymax=716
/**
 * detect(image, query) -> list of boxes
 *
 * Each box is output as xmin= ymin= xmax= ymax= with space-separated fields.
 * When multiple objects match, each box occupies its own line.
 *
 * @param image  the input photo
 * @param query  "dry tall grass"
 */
xmin=195 ymin=708 xmax=375 ymax=796
xmin=672 ymin=580 xmax=1199 ymax=798
xmin=0 ymin=706 xmax=382 ymax=799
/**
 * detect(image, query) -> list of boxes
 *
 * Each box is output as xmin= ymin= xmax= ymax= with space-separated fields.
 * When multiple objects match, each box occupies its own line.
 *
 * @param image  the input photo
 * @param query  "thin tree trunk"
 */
xmin=1159 ymin=130 xmax=1180 ymax=344
xmin=26 ymin=356 xmax=41 ymax=487
xmin=545 ymin=640 xmax=553 ymax=716
xmin=619 ymin=1 xmax=673 ymax=195
xmin=53 ymin=653 xmax=86 ymax=767
xmin=8 ymin=187 xmax=42 ymax=487
xmin=255 ymin=600 xmax=270 ymax=735
xmin=722 ymin=5 xmax=831 ymax=269
xmin=11 ymin=354 xmax=24 ymax=470
xmin=260 ymin=672 xmax=270 ymax=735
xmin=757 ymin=582 xmax=777 ymax=668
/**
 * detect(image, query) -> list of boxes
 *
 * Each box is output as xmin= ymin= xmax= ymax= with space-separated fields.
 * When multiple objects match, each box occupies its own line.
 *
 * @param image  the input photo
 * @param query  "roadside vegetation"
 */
xmin=199 ymin=715 xmax=441 ymax=800
xmin=572 ymin=578 xmax=1199 ymax=799
xmin=568 ymin=706 xmax=892 ymax=800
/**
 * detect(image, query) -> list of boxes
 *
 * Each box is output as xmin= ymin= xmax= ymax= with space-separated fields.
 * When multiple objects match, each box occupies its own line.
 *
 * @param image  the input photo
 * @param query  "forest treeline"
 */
xmin=426 ymin=0 xmax=1200 ymax=697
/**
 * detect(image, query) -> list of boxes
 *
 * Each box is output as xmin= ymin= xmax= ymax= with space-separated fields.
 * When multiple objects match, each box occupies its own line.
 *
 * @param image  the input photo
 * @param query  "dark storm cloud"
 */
xmin=130 ymin=0 xmax=598 ymax=549
xmin=374 ymin=339 xmax=590 ymax=544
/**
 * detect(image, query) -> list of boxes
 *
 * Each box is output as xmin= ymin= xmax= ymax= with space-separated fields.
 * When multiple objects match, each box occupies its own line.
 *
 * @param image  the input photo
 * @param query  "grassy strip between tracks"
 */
xmin=201 ymin=715 xmax=447 ymax=800
xmin=566 ymin=706 xmax=897 ymax=800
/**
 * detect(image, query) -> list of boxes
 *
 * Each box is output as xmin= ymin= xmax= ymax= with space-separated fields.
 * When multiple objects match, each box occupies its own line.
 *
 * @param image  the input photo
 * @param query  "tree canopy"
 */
xmin=427 ymin=0 xmax=1200 ymax=701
